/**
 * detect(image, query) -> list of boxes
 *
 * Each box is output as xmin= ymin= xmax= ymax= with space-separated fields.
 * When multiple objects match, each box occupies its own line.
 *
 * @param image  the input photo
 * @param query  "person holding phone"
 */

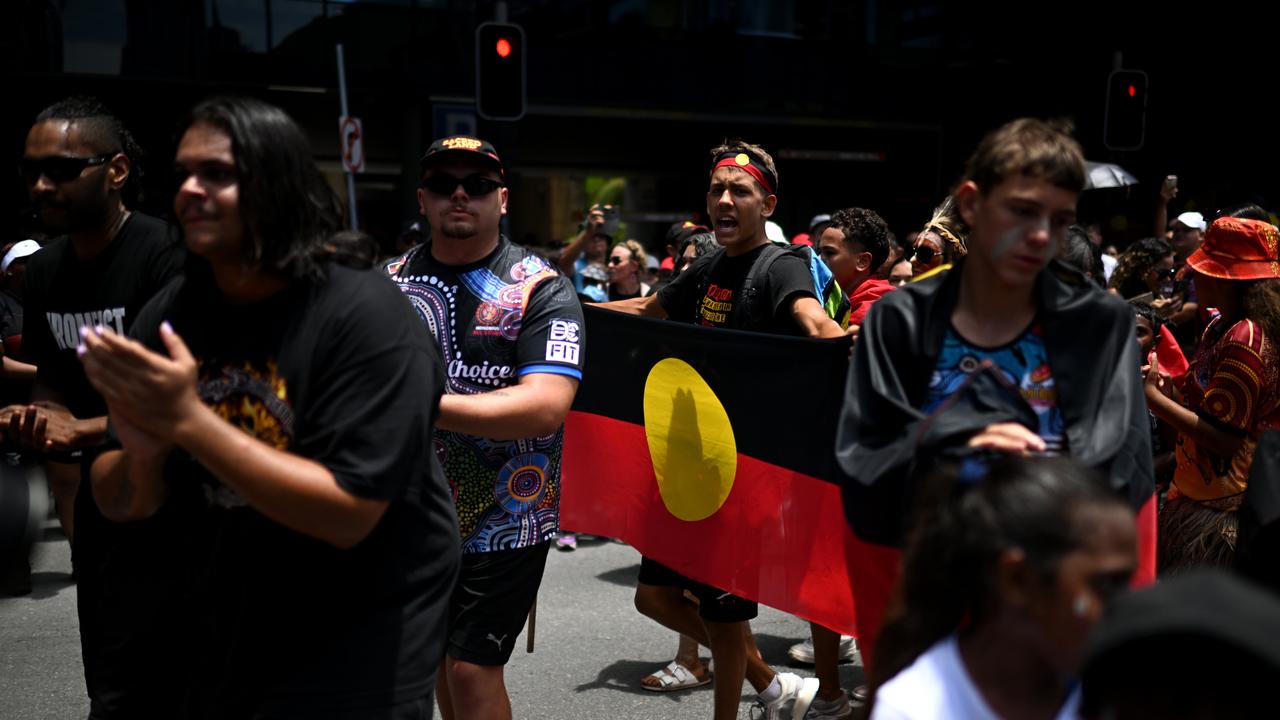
xmin=558 ymin=202 xmax=615 ymax=296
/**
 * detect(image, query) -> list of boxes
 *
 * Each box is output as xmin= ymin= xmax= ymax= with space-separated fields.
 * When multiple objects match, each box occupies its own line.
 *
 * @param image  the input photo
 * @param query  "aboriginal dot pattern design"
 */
xmin=386 ymin=241 xmax=569 ymax=553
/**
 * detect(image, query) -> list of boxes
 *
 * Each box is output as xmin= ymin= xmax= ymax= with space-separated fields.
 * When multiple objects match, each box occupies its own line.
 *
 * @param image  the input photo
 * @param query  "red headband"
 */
xmin=712 ymin=153 xmax=776 ymax=195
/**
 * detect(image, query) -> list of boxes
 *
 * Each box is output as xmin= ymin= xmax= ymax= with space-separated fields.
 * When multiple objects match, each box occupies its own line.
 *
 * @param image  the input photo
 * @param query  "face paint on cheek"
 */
xmin=993 ymin=225 xmax=1023 ymax=260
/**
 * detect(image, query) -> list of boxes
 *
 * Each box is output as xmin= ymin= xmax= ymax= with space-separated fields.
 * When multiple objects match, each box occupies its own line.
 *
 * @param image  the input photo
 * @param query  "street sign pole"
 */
xmin=335 ymin=44 xmax=359 ymax=230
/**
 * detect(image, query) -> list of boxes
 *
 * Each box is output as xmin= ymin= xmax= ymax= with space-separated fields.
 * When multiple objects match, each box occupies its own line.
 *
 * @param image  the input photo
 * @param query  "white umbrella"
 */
xmin=1085 ymin=161 xmax=1139 ymax=190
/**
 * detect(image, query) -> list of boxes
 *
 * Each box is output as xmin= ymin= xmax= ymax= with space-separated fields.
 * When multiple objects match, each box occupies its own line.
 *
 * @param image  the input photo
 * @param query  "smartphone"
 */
xmin=1162 ymin=175 xmax=1178 ymax=195
xmin=601 ymin=206 xmax=620 ymax=235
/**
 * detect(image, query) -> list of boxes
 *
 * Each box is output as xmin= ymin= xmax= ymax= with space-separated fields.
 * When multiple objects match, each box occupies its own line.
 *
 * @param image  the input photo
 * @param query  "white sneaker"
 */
xmin=786 ymin=635 xmax=860 ymax=665
xmin=752 ymin=672 xmax=819 ymax=720
xmin=805 ymin=692 xmax=854 ymax=719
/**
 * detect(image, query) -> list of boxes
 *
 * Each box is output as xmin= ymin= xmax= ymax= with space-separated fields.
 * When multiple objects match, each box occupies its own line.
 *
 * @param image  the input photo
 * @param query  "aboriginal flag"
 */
xmin=561 ymin=306 xmax=882 ymax=636
xmin=561 ymin=306 xmax=1158 ymax=655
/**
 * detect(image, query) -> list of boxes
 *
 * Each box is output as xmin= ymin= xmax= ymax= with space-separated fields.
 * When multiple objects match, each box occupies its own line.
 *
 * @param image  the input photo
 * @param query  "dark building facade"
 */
xmin=7 ymin=1 xmax=1270 ymax=253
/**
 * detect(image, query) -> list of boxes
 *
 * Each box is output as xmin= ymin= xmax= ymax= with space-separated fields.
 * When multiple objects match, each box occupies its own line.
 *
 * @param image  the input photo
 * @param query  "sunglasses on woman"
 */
xmin=19 ymin=154 xmax=113 ymax=185
xmin=420 ymin=173 xmax=504 ymax=197
xmin=909 ymin=244 xmax=938 ymax=264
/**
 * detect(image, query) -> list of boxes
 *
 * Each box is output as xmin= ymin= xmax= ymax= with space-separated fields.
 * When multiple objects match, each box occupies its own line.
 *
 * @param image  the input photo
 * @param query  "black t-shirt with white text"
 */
xmin=657 ymin=243 xmax=814 ymax=334
xmin=21 ymin=212 xmax=183 ymax=418
xmin=126 ymin=262 xmax=459 ymax=716
xmin=19 ymin=213 xmax=184 ymax=718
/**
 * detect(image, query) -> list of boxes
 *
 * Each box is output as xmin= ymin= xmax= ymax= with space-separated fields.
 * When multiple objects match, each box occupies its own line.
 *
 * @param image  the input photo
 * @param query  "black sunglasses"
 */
xmin=19 ymin=154 xmax=114 ymax=185
xmin=420 ymin=173 xmax=504 ymax=197
xmin=910 ymin=244 xmax=937 ymax=264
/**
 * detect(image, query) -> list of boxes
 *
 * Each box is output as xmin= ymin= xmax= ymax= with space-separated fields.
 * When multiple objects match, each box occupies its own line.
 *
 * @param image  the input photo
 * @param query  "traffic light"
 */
xmin=476 ymin=22 xmax=526 ymax=121
xmin=1104 ymin=69 xmax=1148 ymax=151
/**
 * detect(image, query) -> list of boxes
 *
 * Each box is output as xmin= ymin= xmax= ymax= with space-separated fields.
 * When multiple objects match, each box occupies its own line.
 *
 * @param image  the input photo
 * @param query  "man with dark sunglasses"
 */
xmin=8 ymin=96 xmax=183 ymax=718
xmin=384 ymin=135 xmax=583 ymax=720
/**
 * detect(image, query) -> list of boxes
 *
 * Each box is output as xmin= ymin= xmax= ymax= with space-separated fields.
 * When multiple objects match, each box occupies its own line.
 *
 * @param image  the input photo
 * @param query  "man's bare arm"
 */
xmin=789 ymin=296 xmax=845 ymax=339
xmin=438 ymin=372 xmax=579 ymax=440
xmin=594 ymin=295 xmax=667 ymax=318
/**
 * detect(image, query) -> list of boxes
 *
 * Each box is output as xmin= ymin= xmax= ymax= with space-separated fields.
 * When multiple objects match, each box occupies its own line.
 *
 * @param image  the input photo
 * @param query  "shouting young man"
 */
xmin=603 ymin=140 xmax=842 ymax=720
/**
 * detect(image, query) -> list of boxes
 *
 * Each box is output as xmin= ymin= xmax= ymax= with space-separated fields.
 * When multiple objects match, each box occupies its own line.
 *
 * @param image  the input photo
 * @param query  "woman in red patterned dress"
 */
xmin=1145 ymin=216 xmax=1280 ymax=572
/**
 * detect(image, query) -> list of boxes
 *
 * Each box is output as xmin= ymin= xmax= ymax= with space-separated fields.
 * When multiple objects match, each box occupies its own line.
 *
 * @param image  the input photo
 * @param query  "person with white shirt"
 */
xmin=868 ymin=457 xmax=1138 ymax=720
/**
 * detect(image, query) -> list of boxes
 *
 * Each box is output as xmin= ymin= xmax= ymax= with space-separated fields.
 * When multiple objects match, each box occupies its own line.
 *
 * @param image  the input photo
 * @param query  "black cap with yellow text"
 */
xmin=419 ymin=135 xmax=504 ymax=176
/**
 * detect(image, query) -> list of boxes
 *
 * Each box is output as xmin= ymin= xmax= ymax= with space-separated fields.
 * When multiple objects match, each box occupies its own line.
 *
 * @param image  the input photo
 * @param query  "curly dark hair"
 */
xmin=828 ymin=207 xmax=892 ymax=272
xmin=1109 ymin=237 xmax=1173 ymax=299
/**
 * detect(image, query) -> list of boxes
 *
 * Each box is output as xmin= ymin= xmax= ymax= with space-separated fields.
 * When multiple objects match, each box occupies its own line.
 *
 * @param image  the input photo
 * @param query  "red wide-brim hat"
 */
xmin=1187 ymin=216 xmax=1280 ymax=281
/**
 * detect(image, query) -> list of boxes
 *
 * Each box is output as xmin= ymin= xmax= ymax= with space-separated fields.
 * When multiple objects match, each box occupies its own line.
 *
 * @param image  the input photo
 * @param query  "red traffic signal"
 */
xmin=1104 ymin=69 xmax=1148 ymax=151
xmin=476 ymin=23 xmax=526 ymax=121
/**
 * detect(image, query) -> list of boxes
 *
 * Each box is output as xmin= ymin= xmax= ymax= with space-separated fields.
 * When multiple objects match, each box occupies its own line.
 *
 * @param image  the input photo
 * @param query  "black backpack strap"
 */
xmin=738 ymin=243 xmax=788 ymax=326
xmin=693 ymin=246 xmax=729 ymax=306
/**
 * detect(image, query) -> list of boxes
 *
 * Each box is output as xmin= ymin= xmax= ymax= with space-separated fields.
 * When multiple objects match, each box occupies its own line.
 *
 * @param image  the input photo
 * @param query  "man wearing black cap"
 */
xmin=601 ymin=140 xmax=843 ymax=720
xmin=385 ymin=135 xmax=584 ymax=720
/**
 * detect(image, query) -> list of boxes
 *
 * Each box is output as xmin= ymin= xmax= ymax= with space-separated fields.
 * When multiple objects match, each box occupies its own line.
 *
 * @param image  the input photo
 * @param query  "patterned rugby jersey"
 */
xmin=386 ymin=238 xmax=585 ymax=552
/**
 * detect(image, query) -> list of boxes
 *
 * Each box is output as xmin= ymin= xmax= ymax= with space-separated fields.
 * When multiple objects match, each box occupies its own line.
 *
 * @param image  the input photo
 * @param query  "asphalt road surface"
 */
xmin=1 ymin=528 xmax=864 ymax=719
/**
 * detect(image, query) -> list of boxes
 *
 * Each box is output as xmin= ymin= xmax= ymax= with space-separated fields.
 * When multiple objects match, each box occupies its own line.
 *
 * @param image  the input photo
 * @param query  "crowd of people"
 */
xmin=3 ymin=94 xmax=1280 ymax=720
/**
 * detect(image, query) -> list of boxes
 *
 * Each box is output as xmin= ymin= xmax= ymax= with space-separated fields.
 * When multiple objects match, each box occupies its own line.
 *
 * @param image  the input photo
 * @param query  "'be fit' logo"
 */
xmin=546 ymin=319 xmax=580 ymax=364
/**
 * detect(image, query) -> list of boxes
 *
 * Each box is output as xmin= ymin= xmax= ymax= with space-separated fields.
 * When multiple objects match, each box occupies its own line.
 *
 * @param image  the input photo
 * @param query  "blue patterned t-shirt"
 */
xmin=386 ymin=238 xmax=585 ymax=553
xmin=923 ymin=323 xmax=1066 ymax=453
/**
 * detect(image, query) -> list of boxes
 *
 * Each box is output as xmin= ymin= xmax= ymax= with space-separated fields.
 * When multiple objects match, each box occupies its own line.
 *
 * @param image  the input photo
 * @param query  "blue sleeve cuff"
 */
xmin=518 ymin=364 xmax=583 ymax=380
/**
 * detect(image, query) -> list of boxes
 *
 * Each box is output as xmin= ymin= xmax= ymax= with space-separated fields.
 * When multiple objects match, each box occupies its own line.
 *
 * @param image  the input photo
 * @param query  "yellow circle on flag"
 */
xmin=643 ymin=359 xmax=738 ymax=522
xmin=734 ymin=153 xmax=751 ymax=166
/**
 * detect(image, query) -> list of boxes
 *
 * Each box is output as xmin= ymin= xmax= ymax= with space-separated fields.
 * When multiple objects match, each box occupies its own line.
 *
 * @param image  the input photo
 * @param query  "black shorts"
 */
xmin=637 ymin=556 xmax=758 ymax=623
xmin=446 ymin=541 xmax=550 ymax=666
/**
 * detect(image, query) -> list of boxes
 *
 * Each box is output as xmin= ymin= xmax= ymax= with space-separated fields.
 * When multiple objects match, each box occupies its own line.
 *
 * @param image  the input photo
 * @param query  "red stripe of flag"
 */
xmin=562 ymin=411 xmax=887 ymax=637
xmin=563 ymin=412 xmax=1159 ymax=665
